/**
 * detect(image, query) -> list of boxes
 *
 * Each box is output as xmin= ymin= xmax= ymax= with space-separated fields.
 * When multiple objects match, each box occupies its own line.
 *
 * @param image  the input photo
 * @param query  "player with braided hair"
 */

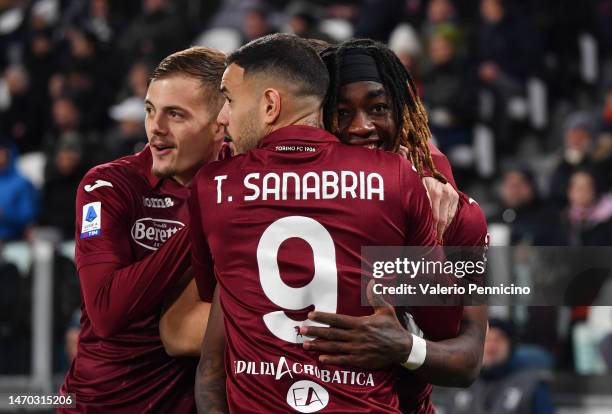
xmin=299 ymin=39 xmax=489 ymax=413
xmin=321 ymin=39 xmax=447 ymax=184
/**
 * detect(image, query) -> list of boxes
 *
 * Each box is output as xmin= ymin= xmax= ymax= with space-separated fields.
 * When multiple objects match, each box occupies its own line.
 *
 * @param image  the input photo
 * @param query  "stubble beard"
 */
xmin=151 ymin=156 xmax=176 ymax=179
xmin=234 ymin=111 xmax=265 ymax=154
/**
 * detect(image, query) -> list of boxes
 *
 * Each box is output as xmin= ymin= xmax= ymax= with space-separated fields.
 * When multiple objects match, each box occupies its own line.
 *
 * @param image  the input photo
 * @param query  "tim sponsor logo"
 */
xmin=131 ymin=218 xmax=184 ymax=250
xmin=143 ymin=196 xmax=174 ymax=208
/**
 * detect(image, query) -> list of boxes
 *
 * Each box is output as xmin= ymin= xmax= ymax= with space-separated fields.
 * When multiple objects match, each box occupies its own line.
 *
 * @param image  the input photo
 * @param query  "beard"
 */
xmin=231 ymin=108 xmax=266 ymax=154
xmin=151 ymin=152 xmax=177 ymax=178
xmin=151 ymin=163 xmax=175 ymax=178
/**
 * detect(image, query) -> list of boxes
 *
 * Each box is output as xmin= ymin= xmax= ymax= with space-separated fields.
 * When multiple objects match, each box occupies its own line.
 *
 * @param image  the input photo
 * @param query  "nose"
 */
xmin=347 ymin=110 xmax=375 ymax=138
xmin=217 ymin=101 xmax=229 ymax=127
xmin=148 ymin=111 xmax=168 ymax=137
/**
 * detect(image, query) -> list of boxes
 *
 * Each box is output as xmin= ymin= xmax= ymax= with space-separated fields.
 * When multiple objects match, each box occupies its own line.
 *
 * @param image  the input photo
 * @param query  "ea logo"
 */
xmin=286 ymin=380 xmax=329 ymax=413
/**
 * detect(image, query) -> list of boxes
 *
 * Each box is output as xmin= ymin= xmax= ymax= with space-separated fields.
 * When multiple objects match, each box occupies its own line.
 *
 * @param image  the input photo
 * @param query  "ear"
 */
xmin=262 ymin=88 xmax=281 ymax=125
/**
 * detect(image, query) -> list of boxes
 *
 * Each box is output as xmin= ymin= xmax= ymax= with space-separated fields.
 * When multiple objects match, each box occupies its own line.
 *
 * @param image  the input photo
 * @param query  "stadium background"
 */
xmin=0 ymin=0 xmax=611 ymax=412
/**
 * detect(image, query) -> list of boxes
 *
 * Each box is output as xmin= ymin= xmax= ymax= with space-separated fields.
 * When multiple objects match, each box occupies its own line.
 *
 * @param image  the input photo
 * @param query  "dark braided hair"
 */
xmin=320 ymin=39 xmax=447 ymax=183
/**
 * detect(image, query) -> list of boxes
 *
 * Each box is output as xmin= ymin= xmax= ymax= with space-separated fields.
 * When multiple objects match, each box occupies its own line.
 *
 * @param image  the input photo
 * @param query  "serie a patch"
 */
xmin=81 ymin=202 xmax=101 ymax=238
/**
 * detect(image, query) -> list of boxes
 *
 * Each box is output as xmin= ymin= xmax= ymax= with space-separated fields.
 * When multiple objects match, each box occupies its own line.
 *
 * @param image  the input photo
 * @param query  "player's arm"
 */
xmin=409 ymin=193 xmax=488 ymax=386
xmin=195 ymin=286 xmax=227 ymax=414
xmin=159 ymin=272 xmax=211 ymax=357
xmin=302 ymin=301 xmax=486 ymax=386
xmin=412 ymin=305 xmax=486 ymax=386
xmin=160 ymin=174 xmax=217 ymax=357
xmin=76 ymin=172 xmax=191 ymax=338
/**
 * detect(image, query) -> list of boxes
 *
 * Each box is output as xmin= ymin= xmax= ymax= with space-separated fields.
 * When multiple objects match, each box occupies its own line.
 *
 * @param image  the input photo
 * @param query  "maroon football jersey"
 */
xmin=59 ymin=147 xmax=197 ymax=413
xmin=398 ymin=191 xmax=489 ymax=413
xmin=409 ymin=192 xmax=489 ymax=340
xmin=427 ymin=141 xmax=457 ymax=189
xmin=191 ymin=126 xmax=439 ymax=413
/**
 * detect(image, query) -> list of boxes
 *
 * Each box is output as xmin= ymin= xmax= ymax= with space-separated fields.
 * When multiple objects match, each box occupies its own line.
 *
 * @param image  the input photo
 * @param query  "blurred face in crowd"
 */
xmin=482 ymin=326 xmax=511 ymax=368
xmin=244 ymin=10 xmax=269 ymax=41
xmin=120 ymin=119 xmax=144 ymax=138
xmin=4 ymin=67 xmax=28 ymax=96
xmin=0 ymin=148 xmax=10 ymax=171
xmin=217 ymin=64 xmax=268 ymax=154
xmin=290 ymin=16 xmax=307 ymax=36
xmin=481 ymin=0 xmax=504 ymax=24
xmin=52 ymin=98 xmax=80 ymax=131
xmin=31 ymin=32 xmax=52 ymax=56
xmin=568 ymin=171 xmax=596 ymax=209
xmin=129 ymin=63 xmax=151 ymax=98
xmin=56 ymin=148 xmax=82 ymax=176
xmin=334 ymin=81 xmax=397 ymax=151
xmin=429 ymin=34 xmax=454 ymax=66
xmin=565 ymin=127 xmax=592 ymax=164
xmin=428 ymin=0 xmax=454 ymax=24
xmin=145 ymin=75 xmax=224 ymax=186
xmin=68 ymin=29 xmax=94 ymax=59
xmin=144 ymin=0 xmax=166 ymax=14
xmin=91 ymin=0 xmax=109 ymax=18
xmin=501 ymin=171 xmax=534 ymax=209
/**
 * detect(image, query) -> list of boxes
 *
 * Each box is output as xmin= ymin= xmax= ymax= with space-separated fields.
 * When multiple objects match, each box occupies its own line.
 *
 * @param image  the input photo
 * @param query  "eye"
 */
xmin=372 ymin=104 xmax=389 ymax=114
xmin=168 ymin=109 xmax=182 ymax=118
xmin=337 ymin=108 xmax=351 ymax=118
xmin=144 ymin=105 xmax=153 ymax=115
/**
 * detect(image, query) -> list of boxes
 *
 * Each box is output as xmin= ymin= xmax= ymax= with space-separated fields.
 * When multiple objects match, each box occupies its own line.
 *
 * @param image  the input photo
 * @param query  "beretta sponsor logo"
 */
xmin=131 ymin=218 xmax=184 ymax=250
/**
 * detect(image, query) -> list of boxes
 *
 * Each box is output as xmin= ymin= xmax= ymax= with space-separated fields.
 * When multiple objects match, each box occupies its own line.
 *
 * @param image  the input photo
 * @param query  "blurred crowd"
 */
xmin=1 ymin=0 xmax=612 ymax=393
xmin=0 ymin=0 xmax=610 ymax=243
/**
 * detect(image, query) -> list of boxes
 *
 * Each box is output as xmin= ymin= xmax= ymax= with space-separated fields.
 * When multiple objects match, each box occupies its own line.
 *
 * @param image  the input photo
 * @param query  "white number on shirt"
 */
xmin=257 ymin=216 xmax=337 ymax=343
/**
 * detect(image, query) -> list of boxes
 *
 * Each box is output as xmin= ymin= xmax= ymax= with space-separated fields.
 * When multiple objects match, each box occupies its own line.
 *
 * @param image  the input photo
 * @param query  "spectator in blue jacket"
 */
xmin=0 ymin=137 xmax=38 ymax=241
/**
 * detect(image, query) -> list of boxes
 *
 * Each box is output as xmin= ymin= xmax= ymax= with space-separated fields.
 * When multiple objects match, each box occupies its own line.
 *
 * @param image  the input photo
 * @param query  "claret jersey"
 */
xmin=191 ymin=125 xmax=440 ymax=413
xmin=60 ymin=147 xmax=196 ymax=413
xmin=397 ymin=190 xmax=489 ymax=413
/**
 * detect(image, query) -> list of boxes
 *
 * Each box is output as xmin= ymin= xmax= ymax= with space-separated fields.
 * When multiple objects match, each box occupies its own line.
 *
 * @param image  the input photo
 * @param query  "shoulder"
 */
xmin=78 ymin=153 xmax=145 ymax=202
xmin=195 ymin=154 xmax=245 ymax=183
xmin=447 ymin=193 xmax=489 ymax=246
xmin=427 ymin=141 xmax=456 ymax=188
xmin=86 ymin=152 xmax=143 ymax=181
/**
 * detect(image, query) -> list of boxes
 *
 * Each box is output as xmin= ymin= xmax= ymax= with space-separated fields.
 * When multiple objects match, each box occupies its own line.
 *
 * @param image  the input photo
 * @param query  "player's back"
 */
xmin=193 ymin=126 xmax=436 ymax=413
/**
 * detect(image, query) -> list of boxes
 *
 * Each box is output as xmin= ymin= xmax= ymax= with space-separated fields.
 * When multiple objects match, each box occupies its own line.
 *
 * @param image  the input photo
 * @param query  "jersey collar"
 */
xmin=258 ymin=125 xmax=340 ymax=149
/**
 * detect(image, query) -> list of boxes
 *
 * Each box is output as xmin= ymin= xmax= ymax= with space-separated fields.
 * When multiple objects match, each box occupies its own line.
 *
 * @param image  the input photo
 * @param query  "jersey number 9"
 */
xmin=257 ymin=216 xmax=338 ymax=344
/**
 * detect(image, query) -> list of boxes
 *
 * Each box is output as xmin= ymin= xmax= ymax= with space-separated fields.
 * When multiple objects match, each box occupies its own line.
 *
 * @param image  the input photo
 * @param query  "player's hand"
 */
xmin=422 ymin=176 xmax=458 ymax=242
xmin=397 ymin=145 xmax=411 ymax=160
xmin=300 ymin=281 xmax=412 ymax=370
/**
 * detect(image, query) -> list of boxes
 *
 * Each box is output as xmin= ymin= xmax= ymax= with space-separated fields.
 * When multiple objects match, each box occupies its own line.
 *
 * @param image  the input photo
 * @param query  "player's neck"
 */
xmin=172 ymin=168 xmax=198 ymax=188
xmin=267 ymin=113 xmax=323 ymax=135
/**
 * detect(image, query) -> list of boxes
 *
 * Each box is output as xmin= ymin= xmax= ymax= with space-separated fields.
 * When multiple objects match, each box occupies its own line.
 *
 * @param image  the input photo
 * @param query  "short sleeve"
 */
xmin=446 ymin=193 xmax=489 ymax=247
